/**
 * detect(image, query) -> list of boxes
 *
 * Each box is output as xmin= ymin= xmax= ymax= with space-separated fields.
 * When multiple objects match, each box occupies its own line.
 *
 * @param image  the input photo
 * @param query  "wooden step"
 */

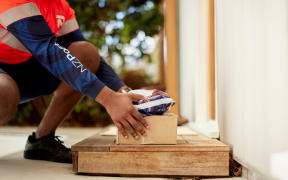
xmin=71 ymin=134 xmax=230 ymax=177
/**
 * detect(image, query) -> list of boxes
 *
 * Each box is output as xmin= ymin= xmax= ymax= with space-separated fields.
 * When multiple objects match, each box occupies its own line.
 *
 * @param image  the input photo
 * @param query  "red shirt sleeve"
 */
xmin=56 ymin=0 xmax=79 ymax=37
xmin=61 ymin=0 xmax=76 ymax=21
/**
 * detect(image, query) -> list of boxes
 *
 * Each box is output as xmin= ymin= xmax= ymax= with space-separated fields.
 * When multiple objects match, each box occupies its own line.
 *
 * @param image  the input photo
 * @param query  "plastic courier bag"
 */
xmin=130 ymin=89 xmax=175 ymax=116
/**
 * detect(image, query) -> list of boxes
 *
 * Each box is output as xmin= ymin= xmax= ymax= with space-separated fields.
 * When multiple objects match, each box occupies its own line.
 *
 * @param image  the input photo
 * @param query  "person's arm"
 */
xmin=57 ymin=29 xmax=126 ymax=92
xmin=54 ymin=0 xmax=126 ymax=92
xmin=7 ymin=15 xmax=104 ymax=99
xmin=57 ymin=29 xmax=85 ymax=48
xmin=96 ymin=58 xmax=126 ymax=91
xmin=0 ymin=2 xmax=148 ymax=138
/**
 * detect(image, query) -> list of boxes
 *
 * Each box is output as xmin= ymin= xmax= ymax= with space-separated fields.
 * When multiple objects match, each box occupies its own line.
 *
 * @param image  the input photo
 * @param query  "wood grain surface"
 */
xmin=72 ymin=134 xmax=230 ymax=176
xmin=72 ymin=134 xmax=229 ymax=152
xmin=71 ymin=135 xmax=115 ymax=152
xmin=77 ymin=151 xmax=229 ymax=176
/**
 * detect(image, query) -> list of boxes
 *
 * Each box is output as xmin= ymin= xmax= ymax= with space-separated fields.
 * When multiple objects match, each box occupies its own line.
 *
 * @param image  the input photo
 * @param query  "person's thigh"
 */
xmin=0 ymin=57 xmax=60 ymax=104
xmin=0 ymin=71 xmax=20 ymax=124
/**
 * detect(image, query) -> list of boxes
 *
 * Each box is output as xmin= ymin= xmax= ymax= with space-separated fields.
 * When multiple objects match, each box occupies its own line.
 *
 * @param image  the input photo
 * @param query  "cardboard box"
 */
xmin=116 ymin=113 xmax=177 ymax=145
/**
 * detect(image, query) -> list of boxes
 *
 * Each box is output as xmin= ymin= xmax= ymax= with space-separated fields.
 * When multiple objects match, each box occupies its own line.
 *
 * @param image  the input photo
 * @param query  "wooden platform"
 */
xmin=72 ymin=134 xmax=230 ymax=177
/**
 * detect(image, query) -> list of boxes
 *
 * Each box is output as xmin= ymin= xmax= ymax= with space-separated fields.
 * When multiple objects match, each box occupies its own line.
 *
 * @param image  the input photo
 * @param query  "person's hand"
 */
xmin=96 ymin=86 xmax=149 ymax=139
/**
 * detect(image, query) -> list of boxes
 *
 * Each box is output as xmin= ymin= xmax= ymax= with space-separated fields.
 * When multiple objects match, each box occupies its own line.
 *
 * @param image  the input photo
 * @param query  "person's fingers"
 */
xmin=115 ymin=122 xmax=128 ymax=138
xmin=131 ymin=108 xmax=149 ymax=129
xmin=128 ymin=93 xmax=145 ymax=101
xmin=121 ymin=120 xmax=138 ymax=139
xmin=152 ymin=89 xmax=167 ymax=96
xmin=126 ymin=114 xmax=147 ymax=137
xmin=152 ymin=89 xmax=157 ymax=96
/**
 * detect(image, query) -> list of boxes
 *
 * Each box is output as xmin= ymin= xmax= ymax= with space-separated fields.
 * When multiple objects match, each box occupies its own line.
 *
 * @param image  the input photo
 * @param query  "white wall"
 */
xmin=216 ymin=0 xmax=288 ymax=179
xmin=179 ymin=0 xmax=219 ymax=138
xmin=178 ymin=0 xmax=199 ymax=123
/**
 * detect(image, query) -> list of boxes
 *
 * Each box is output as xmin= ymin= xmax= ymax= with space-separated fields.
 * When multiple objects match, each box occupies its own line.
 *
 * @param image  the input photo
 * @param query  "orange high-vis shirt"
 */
xmin=0 ymin=0 xmax=79 ymax=64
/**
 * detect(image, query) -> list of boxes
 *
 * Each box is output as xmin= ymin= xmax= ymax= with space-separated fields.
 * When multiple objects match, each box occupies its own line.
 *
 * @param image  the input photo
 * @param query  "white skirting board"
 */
xmin=188 ymin=120 xmax=219 ymax=139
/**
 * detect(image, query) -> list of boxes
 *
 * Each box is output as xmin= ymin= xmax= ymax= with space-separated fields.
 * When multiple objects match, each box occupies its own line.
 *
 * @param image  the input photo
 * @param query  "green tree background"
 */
xmin=70 ymin=0 xmax=164 ymax=69
xmin=8 ymin=0 xmax=164 ymax=126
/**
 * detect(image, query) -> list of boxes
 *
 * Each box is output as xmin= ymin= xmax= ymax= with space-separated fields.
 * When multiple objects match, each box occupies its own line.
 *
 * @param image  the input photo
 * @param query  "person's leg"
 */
xmin=0 ymin=73 xmax=20 ymax=124
xmin=35 ymin=41 xmax=101 ymax=138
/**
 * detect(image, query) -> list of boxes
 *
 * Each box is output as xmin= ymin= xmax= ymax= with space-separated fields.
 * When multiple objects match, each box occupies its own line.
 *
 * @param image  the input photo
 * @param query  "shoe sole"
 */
xmin=24 ymin=149 xmax=72 ymax=164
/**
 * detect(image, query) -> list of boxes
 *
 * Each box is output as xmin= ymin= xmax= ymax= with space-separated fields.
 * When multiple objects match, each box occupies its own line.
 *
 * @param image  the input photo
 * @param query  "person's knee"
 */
xmin=68 ymin=41 xmax=101 ymax=73
xmin=0 ymin=74 xmax=20 ymax=124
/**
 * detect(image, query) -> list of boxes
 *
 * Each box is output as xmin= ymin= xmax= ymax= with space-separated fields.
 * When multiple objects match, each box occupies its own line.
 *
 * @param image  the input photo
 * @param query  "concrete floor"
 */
xmin=0 ymin=126 xmax=245 ymax=180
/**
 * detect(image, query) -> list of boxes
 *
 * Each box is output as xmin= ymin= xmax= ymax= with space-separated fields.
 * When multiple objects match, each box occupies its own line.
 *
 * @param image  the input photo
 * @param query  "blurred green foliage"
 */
xmin=8 ymin=0 xmax=164 ymax=126
xmin=10 ymin=103 xmax=34 ymax=125
xmin=69 ymin=0 xmax=164 ymax=67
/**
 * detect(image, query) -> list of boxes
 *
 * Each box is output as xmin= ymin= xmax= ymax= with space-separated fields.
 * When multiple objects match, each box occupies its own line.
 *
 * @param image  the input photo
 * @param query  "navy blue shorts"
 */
xmin=0 ymin=57 xmax=60 ymax=104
